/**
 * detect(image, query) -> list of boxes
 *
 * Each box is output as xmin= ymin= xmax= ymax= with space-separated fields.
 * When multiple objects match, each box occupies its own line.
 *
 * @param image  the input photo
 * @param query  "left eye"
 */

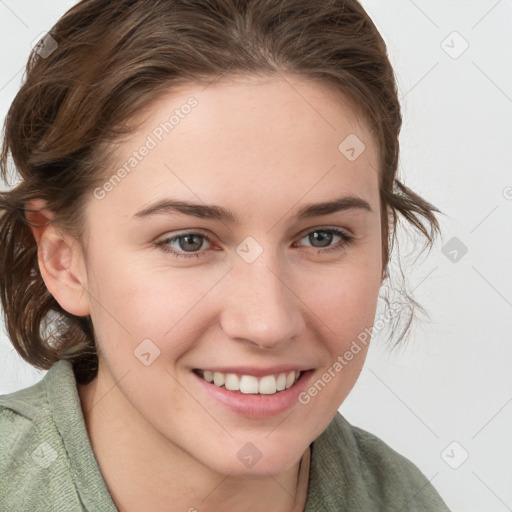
xmin=156 ymin=227 xmax=354 ymax=259
xmin=297 ymin=228 xmax=352 ymax=250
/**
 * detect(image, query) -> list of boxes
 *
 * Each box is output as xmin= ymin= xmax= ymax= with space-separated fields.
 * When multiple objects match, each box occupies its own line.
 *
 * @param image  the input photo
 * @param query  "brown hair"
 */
xmin=0 ymin=0 xmax=442 ymax=385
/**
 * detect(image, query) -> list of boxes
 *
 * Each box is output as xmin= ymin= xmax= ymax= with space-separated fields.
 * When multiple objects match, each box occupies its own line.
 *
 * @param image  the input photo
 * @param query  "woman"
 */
xmin=0 ymin=0 xmax=450 ymax=510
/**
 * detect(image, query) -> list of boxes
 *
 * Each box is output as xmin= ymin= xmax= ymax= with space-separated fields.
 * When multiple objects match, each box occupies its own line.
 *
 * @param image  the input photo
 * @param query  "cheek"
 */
xmin=84 ymin=249 xmax=223 ymax=352
xmin=305 ymin=260 xmax=381 ymax=338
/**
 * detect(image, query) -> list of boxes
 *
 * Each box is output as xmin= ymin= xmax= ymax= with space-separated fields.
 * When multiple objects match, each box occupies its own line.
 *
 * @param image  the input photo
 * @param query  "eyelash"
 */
xmin=155 ymin=227 xmax=355 ymax=259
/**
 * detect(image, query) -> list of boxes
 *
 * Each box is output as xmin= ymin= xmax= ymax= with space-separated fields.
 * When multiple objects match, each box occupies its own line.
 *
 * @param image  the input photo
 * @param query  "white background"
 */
xmin=1 ymin=1 xmax=511 ymax=511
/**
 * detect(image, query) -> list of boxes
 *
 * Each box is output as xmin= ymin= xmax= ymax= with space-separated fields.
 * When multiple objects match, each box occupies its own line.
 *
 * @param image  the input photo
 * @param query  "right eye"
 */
xmin=155 ymin=231 xmax=214 ymax=259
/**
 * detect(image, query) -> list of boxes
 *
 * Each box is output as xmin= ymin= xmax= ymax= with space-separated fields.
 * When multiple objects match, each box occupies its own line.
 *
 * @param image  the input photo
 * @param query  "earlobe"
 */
xmin=25 ymin=199 xmax=91 ymax=317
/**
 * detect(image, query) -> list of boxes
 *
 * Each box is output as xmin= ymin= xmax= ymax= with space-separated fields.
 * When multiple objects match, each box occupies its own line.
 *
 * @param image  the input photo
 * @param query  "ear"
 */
xmin=25 ymin=198 xmax=90 ymax=316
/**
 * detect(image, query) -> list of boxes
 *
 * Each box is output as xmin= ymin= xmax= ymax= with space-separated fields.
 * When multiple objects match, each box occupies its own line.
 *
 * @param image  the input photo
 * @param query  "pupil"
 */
xmin=180 ymin=235 xmax=202 ymax=251
xmin=310 ymin=231 xmax=332 ymax=247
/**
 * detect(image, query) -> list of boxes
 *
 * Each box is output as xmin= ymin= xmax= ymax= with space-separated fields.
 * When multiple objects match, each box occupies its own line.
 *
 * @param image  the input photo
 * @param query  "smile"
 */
xmin=194 ymin=369 xmax=301 ymax=395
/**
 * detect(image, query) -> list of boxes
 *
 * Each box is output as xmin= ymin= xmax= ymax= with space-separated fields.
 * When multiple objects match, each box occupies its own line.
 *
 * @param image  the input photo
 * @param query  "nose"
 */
xmin=218 ymin=255 xmax=305 ymax=350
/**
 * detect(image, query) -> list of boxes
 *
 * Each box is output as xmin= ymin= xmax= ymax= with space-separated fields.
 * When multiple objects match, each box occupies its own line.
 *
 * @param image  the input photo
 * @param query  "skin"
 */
xmin=29 ymin=74 xmax=384 ymax=512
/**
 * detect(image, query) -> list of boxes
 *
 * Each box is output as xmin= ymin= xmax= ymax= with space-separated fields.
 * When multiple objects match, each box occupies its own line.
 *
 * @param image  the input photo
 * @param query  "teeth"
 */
xmin=240 ymin=375 xmax=259 ymax=394
xmin=200 ymin=370 xmax=302 ymax=395
xmin=276 ymin=373 xmax=287 ymax=391
xmin=225 ymin=373 xmax=240 ymax=391
xmin=285 ymin=371 xmax=296 ymax=389
xmin=213 ymin=372 xmax=224 ymax=387
xmin=259 ymin=375 xmax=278 ymax=394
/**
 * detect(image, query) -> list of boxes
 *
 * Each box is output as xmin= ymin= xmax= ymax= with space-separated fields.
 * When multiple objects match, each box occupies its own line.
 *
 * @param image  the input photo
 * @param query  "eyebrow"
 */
xmin=133 ymin=195 xmax=373 ymax=223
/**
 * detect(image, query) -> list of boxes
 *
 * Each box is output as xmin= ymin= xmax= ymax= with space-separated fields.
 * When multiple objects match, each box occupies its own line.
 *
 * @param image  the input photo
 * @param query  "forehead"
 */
xmin=92 ymin=74 xmax=380 ymax=222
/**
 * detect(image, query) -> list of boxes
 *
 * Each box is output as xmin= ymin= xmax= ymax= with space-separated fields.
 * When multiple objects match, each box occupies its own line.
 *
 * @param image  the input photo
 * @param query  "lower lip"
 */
xmin=193 ymin=370 xmax=314 ymax=419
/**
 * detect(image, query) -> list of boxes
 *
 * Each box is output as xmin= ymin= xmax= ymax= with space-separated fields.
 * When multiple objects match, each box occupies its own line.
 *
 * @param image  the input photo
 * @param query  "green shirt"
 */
xmin=0 ymin=359 xmax=450 ymax=511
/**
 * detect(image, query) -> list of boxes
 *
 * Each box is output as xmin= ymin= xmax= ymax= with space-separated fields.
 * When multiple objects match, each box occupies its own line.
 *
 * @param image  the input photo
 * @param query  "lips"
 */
xmin=192 ymin=367 xmax=315 ymax=418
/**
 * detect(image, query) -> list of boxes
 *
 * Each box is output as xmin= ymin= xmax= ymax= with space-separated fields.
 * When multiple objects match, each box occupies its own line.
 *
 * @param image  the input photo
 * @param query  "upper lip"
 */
xmin=194 ymin=366 xmax=313 ymax=377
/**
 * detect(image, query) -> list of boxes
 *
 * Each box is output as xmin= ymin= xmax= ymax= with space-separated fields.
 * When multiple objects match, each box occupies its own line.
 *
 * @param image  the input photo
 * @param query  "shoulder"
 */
xmin=0 ymin=360 xmax=85 ymax=511
xmin=349 ymin=419 xmax=440 ymax=496
xmin=307 ymin=412 xmax=450 ymax=511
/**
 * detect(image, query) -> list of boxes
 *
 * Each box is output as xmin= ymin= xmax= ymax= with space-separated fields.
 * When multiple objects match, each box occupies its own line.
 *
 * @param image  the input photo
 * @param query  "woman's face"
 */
xmin=77 ymin=74 xmax=383 ymax=476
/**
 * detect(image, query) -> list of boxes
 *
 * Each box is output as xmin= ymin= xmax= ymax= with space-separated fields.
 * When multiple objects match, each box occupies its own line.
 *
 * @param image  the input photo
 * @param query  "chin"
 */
xmin=201 ymin=436 xmax=307 ymax=478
